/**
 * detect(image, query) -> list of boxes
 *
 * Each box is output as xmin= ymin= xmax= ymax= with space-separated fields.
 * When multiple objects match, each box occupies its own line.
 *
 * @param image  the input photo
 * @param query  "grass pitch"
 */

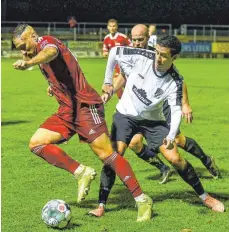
xmin=2 ymin=58 xmax=229 ymax=232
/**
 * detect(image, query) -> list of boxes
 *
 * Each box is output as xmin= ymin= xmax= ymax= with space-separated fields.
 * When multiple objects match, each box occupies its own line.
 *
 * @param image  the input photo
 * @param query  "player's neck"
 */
xmin=110 ymin=32 xmax=117 ymax=37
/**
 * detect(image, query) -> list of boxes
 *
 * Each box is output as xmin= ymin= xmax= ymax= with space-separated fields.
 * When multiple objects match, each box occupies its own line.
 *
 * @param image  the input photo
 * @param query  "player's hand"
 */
xmin=163 ymin=137 xmax=174 ymax=150
xmin=182 ymin=103 xmax=193 ymax=124
xmin=103 ymin=52 xmax=109 ymax=58
xmin=102 ymin=84 xmax=114 ymax=96
xmin=47 ymin=86 xmax=53 ymax=97
xmin=101 ymin=93 xmax=111 ymax=104
xmin=13 ymin=60 xmax=30 ymax=70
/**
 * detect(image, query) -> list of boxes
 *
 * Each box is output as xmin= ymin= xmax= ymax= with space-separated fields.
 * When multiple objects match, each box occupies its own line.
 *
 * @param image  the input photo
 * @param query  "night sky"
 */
xmin=2 ymin=0 xmax=229 ymax=26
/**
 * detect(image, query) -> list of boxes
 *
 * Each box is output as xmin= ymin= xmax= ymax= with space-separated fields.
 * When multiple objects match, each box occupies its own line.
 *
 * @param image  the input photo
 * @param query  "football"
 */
xmin=41 ymin=199 xmax=72 ymax=229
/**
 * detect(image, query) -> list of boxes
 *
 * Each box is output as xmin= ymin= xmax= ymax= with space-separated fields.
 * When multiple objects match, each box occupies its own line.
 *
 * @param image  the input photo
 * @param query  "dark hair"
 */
xmin=157 ymin=36 xmax=181 ymax=57
xmin=12 ymin=23 xmax=29 ymax=40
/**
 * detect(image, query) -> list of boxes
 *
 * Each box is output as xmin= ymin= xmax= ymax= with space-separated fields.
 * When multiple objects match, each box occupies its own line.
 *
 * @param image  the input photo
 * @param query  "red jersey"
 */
xmin=37 ymin=36 xmax=103 ymax=124
xmin=103 ymin=32 xmax=132 ymax=53
xmin=37 ymin=36 xmax=102 ymax=106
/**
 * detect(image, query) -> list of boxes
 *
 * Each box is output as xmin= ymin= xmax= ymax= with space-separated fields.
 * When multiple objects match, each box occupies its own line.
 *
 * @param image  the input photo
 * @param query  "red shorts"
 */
xmin=40 ymin=103 xmax=109 ymax=143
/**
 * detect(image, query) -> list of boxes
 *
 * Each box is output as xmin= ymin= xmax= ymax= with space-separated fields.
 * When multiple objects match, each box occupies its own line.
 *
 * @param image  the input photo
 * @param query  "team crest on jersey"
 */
xmin=40 ymin=40 xmax=49 ymax=49
xmin=132 ymin=85 xmax=152 ymax=106
xmin=154 ymin=88 xmax=164 ymax=99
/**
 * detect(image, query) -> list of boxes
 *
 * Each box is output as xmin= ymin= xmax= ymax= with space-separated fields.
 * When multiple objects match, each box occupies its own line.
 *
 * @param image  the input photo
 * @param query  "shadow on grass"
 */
xmin=69 ymin=186 xmax=229 ymax=214
xmin=2 ymin=120 xmax=30 ymax=126
xmin=145 ymin=166 xmax=228 ymax=181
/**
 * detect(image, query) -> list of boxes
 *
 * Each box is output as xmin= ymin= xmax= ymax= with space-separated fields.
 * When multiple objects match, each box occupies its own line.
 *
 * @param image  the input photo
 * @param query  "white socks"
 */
xmin=199 ymin=192 xmax=208 ymax=201
xmin=134 ymin=193 xmax=145 ymax=202
xmin=74 ymin=164 xmax=85 ymax=178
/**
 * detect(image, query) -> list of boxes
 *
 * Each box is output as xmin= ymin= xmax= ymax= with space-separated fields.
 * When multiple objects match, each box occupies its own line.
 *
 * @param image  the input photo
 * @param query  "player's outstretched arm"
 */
xmin=182 ymin=82 xmax=193 ymax=124
xmin=13 ymin=47 xmax=58 ymax=70
xmin=27 ymin=47 xmax=58 ymax=66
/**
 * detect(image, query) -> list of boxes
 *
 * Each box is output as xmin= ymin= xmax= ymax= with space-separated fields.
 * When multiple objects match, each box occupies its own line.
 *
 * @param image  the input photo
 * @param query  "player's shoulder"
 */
xmin=168 ymin=65 xmax=184 ymax=81
xmin=115 ymin=47 xmax=155 ymax=61
xmin=38 ymin=36 xmax=60 ymax=49
xmin=104 ymin=34 xmax=111 ymax=40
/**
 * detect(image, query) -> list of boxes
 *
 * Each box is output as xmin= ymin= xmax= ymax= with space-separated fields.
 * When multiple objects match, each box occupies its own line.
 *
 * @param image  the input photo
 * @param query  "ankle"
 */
xmin=74 ymin=164 xmax=85 ymax=178
xmin=99 ymin=203 xmax=106 ymax=208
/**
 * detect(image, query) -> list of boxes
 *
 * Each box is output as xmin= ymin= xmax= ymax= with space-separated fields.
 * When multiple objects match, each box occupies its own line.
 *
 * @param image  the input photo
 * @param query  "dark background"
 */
xmin=2 ymin=0 xmax=229 ymax=26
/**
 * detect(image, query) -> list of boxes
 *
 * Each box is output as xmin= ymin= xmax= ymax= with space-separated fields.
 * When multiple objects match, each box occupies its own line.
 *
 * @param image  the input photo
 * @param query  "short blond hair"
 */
xmin=107 ymin=19 xmax=118 ymax=25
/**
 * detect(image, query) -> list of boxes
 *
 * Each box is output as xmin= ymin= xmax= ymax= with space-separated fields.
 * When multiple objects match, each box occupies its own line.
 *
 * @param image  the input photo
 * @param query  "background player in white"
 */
xmin=89 ymin=35 xmax=224 ymax=217
xmin=148 ymin=24 xmax=157 ymax=50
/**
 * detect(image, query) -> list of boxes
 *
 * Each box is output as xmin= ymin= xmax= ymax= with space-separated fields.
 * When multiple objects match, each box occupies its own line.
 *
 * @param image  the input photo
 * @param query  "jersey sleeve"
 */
xmin=104 ymin=47 xmax=142 ymax=84
xmin=126 ymin=37 xmax=133 ymax=47
xmin=37 ymin=36 xmax=59 ymax=52
xmin=167 ymin=80 xmax=183 ymax=107
xmin=103 ymin=38 xmax=109 ymax=52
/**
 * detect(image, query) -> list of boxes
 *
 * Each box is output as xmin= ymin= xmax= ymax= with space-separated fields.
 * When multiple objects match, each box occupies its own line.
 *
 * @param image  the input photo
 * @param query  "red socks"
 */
xmin=31 ymin=144 xmax=80 ymax=174
xmin=104 ymin=152 xmax=142 ymax=198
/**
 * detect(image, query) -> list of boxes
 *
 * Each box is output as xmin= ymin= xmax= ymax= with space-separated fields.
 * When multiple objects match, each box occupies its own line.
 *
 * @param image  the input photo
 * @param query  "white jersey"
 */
xmin=148 ymin=35 xmax=157 ymax=48
xmin=104 ymin=46 xmax=183 ymax=140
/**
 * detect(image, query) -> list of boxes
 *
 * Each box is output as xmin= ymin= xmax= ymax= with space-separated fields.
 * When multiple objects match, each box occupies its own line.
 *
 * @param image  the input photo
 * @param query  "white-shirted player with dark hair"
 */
xmin=89 ymin=35 xmax=224 ymax=217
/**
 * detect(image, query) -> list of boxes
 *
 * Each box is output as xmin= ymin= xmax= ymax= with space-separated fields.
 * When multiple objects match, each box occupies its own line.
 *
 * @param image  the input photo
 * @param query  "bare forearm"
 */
xmin=182 ymin=82 xmax=189 ymax=106
xmin=113 ymin=73 xmax=126 ymax=93
xmin=27 ymin=47 xmax=58 ymax=66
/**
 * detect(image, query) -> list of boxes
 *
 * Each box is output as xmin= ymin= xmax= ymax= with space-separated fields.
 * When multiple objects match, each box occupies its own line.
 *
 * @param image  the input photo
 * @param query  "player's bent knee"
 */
xmin=29 ymin=137 xmax=52 ymax=150
xmin=170 ymin=156 xmax=185 ymax=168
xmin=175 ymin=134 xmax=186 ymax=147
xmin=128 ymin=142 xmax=141 ymax=152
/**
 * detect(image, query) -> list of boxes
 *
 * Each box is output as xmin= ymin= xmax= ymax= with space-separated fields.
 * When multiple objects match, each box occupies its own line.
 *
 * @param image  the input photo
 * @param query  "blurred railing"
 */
xmin=2 ymin=21 xmax=229 ymax=58
xmin=1 ymin=21 xmax=172 ymax=41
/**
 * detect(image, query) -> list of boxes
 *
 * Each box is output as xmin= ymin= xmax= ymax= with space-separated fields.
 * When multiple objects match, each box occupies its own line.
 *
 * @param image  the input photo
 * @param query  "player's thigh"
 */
xmin=29 ymin=128 xmax=63 ymax=147
xmin=30 ymin=115 xmax=75 ymax=147
xmin=89 ymin=133 xmax=114 ymax=160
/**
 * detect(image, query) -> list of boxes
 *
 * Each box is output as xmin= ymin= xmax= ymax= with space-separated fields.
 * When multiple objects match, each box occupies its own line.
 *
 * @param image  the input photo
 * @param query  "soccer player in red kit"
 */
xmin=103 ymin=19 xmax=132 ymax=99
xmin=12 ymin=24 xmax=152 ymax=221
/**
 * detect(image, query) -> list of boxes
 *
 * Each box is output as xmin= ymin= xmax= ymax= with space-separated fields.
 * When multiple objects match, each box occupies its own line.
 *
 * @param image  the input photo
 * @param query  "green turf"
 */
xmin=2 ymin=58 xmax=229 ymax=232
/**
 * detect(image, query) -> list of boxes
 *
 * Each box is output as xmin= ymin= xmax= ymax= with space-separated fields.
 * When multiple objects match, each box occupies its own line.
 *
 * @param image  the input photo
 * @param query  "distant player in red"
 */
xmin=103 ymin=19 xmax=132 ymax=99
xmin=12 ymin=24 xmax=152 ymax=221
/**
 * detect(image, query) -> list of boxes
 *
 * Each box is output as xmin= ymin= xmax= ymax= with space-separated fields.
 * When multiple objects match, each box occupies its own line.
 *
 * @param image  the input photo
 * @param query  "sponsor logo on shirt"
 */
xmin=40 ymin=40 xmax=49 ymax=49
xmin=132 ymin=85 xmax=152 ymax=106
xmin=154 ymin=88 xmax=164 ymax=99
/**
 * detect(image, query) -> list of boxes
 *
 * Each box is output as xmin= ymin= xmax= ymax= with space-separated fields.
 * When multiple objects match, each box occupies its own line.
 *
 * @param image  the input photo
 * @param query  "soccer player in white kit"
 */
xmin=90 ymin=36 xmax=224 ymax=217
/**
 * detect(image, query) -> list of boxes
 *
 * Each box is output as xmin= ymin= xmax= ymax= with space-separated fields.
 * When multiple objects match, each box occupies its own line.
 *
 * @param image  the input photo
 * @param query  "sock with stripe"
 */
xmin=176 ymin=160 xmax=205 ymax=195
xmin=104 ymin=152 xmax=143 ymax=198
xmin=31 ymin=144 xmax=80 ymax=174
